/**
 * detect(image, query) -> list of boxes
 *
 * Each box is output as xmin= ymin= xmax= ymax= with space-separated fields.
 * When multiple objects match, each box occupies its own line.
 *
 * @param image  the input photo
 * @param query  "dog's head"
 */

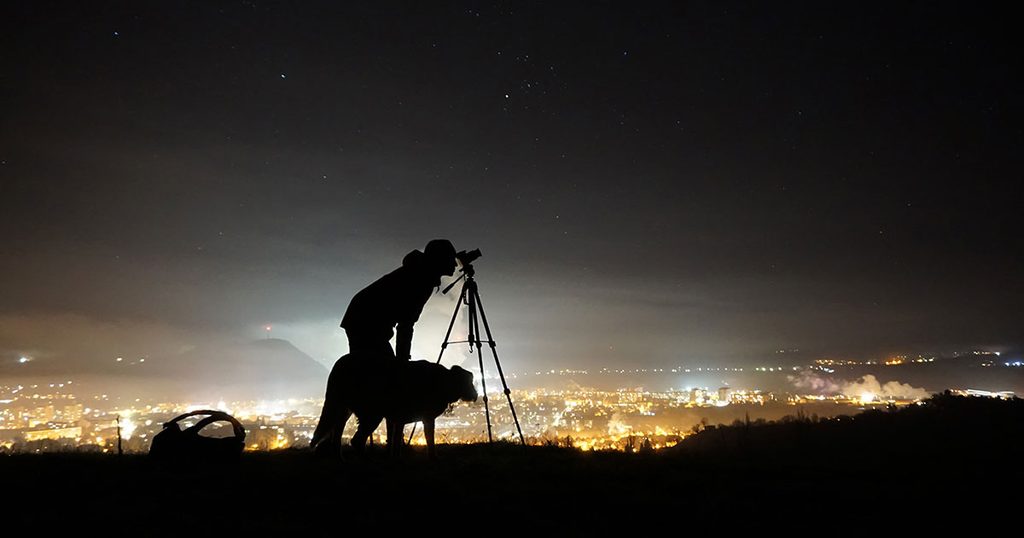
xmin=447 ymin=365 xmax=478 ymax=403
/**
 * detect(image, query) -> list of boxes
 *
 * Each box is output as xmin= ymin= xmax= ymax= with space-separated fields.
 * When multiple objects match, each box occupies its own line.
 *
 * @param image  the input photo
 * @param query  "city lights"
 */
xmin=1 ymin=350 xmax=1012 ymax=454
xmin=0 ymin=381 xmax=937 ymax=454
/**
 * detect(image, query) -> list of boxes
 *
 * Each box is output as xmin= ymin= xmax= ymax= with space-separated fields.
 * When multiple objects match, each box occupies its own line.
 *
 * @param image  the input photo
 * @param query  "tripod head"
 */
xmin=455 ymin=248 xmax=481 ymax=270
xmin=443 ymin=249 xmax=482 ymax=294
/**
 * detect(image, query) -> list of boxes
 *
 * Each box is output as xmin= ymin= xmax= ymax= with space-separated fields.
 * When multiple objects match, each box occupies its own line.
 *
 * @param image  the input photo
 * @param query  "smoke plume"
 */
xmin=789 ymin=371 xmax=929 ymax=400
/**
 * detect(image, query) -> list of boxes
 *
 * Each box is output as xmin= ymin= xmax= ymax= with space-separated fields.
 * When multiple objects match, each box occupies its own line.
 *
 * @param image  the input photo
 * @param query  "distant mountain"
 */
xmin=146 ymin=338 xmax=329 ymax=399
xmin=164 ymin=338 xmax=325 ymax=377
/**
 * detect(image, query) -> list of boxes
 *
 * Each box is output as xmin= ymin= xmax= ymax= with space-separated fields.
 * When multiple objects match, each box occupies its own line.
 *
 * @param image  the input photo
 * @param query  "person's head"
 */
xmin=424 ymin=239 xmax=457 ymax=277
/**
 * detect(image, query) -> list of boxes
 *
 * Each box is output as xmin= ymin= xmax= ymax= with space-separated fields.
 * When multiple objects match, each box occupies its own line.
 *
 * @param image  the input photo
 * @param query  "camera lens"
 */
xmin=456 ymin=249 xmax=482 ymax=266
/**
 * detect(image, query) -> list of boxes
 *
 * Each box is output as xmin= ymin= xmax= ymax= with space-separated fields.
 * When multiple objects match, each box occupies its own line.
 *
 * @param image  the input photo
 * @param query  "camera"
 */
xmin=456 ymin=249 xmax=482 ymax=267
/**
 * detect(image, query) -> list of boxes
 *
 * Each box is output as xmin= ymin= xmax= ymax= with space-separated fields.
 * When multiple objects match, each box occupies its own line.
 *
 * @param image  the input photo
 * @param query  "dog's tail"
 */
xmin=310 ymin=400 xmax=343 ymax=450
xmin=311 ymin=354 xmax=350 ymax=451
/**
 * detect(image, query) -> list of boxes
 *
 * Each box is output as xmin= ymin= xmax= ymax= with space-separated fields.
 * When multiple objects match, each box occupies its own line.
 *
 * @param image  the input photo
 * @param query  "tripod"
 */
xmin=412 ymin=262 xmax=526 ymax=445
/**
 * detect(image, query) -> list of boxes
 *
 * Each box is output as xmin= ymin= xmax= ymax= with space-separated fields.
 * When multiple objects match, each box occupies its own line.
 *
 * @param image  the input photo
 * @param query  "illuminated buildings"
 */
xmin=0 ymin=360 xmax=1010 ymax=453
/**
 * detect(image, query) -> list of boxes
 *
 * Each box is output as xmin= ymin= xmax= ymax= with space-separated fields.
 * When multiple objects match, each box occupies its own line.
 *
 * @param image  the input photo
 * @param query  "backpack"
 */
xmin=149 ymin=409 xmax=246 ymax=462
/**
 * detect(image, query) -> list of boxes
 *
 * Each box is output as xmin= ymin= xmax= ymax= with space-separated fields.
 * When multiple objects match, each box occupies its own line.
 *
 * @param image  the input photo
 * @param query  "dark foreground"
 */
xmin=6 ymin=395 xmax=1021 ymax=531
xmin=5 ymin=445 xmax=1019 ymax=532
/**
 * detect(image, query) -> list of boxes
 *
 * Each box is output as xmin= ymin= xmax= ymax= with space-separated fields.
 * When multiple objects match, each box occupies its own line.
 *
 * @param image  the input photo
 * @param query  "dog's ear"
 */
xmin=448 ymin=365 xmax=477 ymax=402
xmin=449 ymin=365 xmax=472 ymax=384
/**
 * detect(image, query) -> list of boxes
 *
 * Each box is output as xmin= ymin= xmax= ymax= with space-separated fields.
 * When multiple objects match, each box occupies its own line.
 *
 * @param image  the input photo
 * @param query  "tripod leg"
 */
xmin=436 ymin=282 xmax=469 ymax=364
xmin=472 ymin=286 xmax=527 ymax=446
xmin=468 ymin=282 xmax=493 ymax=443
xmin=409 ymin=283 xmax=470 ymax=445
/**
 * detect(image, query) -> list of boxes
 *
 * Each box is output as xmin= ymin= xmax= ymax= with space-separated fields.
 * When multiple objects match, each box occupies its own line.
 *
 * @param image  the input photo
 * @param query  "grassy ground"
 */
xmin=5 ymin=438 xmax=1017 ymax=533
xmin=6 ymin=395 xmax=1020 ymax=531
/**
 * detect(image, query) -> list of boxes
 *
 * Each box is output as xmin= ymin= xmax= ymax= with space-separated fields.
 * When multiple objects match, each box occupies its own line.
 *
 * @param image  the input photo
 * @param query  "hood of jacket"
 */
xmin=402 ymin=249 xmax=441 ymax=287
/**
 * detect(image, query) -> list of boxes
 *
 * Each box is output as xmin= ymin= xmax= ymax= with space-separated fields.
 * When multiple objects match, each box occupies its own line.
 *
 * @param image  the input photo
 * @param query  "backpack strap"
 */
xmin=164 ymin=410 xmax=246 ymax=441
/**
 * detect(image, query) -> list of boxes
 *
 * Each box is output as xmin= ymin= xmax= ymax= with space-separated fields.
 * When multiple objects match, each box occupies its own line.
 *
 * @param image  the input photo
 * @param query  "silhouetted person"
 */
xmin=340 ymin=239 xmax=457 ymax=361
xmin=312 ymin=240 xmax=458 ymax=458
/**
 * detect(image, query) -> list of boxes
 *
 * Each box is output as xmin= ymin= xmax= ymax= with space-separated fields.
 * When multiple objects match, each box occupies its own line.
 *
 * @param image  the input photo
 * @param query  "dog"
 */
xmin=310 ymin=354 xmax=477 ymax=458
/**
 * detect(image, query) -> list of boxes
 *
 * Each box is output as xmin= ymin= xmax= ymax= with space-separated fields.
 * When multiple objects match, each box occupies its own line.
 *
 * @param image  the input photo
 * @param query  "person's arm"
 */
xmin=395 ymin=322 xmax=413 ymax=361
xmin=395 ymin=285 xmax=432 ymax=361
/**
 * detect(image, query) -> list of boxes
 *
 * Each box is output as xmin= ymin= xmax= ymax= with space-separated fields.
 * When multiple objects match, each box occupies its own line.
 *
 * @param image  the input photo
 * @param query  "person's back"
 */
xmin=340 ymin=240 xmax=457 ymax=360
xmin=341 ymin=250 xmax=434 ymax=340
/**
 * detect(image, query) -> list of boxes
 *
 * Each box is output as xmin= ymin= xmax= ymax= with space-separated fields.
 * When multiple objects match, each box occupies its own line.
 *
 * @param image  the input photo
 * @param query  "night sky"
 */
xmin=2 ymin=2 xmax=1021 ymax=377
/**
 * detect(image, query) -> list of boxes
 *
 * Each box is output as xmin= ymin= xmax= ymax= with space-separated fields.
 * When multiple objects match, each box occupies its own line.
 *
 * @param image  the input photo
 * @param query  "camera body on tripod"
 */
xmin=456 ymin=249 xmax=482 ymax=268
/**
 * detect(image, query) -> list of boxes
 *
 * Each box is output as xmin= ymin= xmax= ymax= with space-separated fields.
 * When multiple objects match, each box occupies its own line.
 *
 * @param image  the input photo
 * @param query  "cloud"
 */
xmin=842 ymin=374 xmax=929 ymax=400
xmin=788 ymin=370 xmax=842 ymax=393
xmin=788 ymin=371 xmax=929 ymax=400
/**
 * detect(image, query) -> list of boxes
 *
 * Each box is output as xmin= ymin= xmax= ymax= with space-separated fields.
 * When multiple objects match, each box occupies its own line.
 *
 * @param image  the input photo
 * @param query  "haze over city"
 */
xmin=2 ymin=3 xmax=1021 ymax=400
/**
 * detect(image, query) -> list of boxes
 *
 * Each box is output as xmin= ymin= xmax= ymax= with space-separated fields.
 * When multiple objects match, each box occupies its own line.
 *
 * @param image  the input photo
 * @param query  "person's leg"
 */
xmin=386 ymin=419 xmax=404 ymax=458
xmin=344 ymin=328 xmax=396 ymax=455
xmin=423 ymin=418 xmax=437 ymax=460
